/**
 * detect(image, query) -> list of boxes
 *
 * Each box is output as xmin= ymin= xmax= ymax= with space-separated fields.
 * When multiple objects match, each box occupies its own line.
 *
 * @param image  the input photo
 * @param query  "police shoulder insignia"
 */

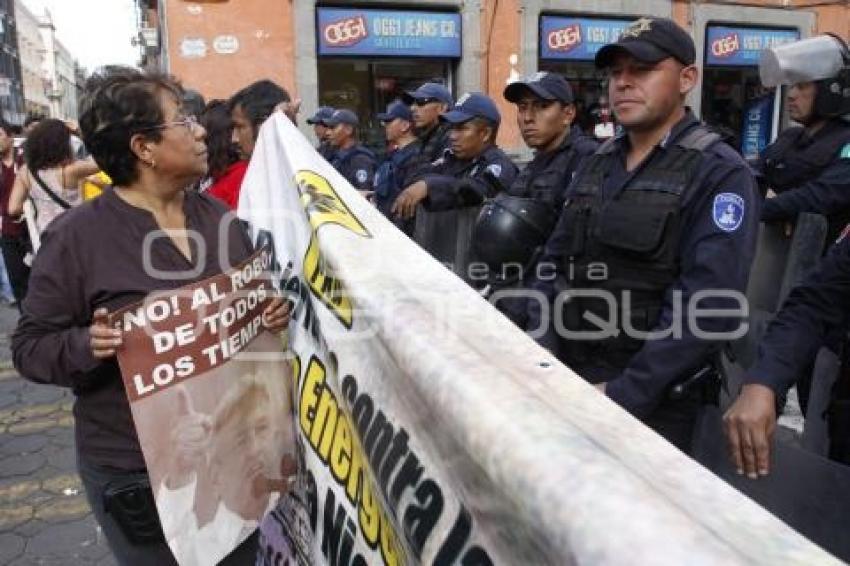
xmin=486 ymin=163 xmax=502 ymax=178
xmin=840 ymin=143 xmax=850 ymax=159
xmin=355 ymin=169 xmax=368 ymax=183
xmin=713 ymin=192 xmax=745 ymax=232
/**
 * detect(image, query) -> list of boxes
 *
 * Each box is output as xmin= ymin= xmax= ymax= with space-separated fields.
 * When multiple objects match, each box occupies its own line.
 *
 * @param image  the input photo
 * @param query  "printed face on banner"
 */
xmin=113 ymin=249 xmax=296 ymax=566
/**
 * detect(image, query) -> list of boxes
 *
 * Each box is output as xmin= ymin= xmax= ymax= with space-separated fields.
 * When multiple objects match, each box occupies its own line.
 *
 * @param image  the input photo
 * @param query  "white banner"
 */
xmin=239 ymin=113 xmax=839 ymax=565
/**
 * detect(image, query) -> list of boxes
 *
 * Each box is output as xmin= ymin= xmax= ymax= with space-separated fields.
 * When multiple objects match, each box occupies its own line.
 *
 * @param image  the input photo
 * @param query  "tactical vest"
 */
xmin=560 ymin=126 xmax=720 ymax=370
xmin=510 ymin=138 xmax=579 ymax=210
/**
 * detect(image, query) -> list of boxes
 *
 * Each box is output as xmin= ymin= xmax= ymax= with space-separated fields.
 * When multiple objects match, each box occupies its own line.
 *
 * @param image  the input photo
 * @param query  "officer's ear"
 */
xmin=679 ymin=64 xmax=699 ymax=98
xmin=560 ymin=103 xmax=577 ymax=127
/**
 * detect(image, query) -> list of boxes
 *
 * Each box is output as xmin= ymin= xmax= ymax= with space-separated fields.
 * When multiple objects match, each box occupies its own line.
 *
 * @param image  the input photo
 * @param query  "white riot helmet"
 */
xmin=760 ymin=34 xmax=850 ymax=118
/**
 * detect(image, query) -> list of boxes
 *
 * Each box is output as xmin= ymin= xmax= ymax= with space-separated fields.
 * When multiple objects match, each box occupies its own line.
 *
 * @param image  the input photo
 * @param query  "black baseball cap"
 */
xmin=594 ymin=17 xmax=696 ymax=68
xmin=504 ymin=72 xmax=574 ymax=104
xmin=324 ymin=109 xmax=359 ymax=127
xmin=306 ymin=106 xmax=335 ymax=125
xmin=441 ymin=92 xmax=501 ymax=125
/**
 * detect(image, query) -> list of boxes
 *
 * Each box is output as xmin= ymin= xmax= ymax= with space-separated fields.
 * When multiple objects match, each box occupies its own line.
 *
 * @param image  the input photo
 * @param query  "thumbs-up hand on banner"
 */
xmin=164 ymin=387 xmax=212 ymax=489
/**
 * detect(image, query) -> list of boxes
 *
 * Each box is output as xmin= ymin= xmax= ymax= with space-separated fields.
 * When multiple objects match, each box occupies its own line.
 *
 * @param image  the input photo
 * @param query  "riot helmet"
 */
xmin=472 ymin=194 xmax=558 ymax=284
xmin=760 ymin=34 xmax=850 ymax=118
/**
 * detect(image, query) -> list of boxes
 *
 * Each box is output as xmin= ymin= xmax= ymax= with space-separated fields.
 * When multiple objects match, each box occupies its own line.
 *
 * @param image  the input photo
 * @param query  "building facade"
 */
xmin=38 ymin=9 xmax=84 ymax=120
xmin=15 ymin=0 xmax=49 ymax=118
xmin=0 ymin=0 xmax=25 ymax=125
xmin=137 ymin=0 xmax=849 ymax=154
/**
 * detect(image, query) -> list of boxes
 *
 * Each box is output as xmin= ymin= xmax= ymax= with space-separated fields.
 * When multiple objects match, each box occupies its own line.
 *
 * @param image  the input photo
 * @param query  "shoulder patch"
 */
xmin=840 ymin=143 xmax=850 ymax=159
xmin=486 ymin=163 xmax=502 ymax=178
xmin=355 ymin=169 xmax=368 ymax=184
xmin=713 ymin=192 xmax=745 ymax=233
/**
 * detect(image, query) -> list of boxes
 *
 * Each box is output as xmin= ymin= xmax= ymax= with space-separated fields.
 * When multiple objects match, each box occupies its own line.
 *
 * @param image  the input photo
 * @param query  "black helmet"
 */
xmin=472 ymin=194 xmax=558 ymax=279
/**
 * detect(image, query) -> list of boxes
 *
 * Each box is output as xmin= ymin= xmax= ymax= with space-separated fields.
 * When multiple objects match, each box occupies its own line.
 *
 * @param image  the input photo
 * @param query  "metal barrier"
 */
xmin=413 ymin=205 xmax=482 ymax=282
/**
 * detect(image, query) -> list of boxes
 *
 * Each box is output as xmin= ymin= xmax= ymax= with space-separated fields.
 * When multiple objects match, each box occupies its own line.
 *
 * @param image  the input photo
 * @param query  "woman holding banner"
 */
xmin=11 ymin=67 xmax=290 ymax=565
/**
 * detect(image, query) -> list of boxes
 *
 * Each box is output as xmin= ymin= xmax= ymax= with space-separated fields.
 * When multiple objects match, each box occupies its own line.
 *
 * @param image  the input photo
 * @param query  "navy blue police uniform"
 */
xmin=527 ymin=18 xmax=760 ymax=452
xmin=373 ymin=101 xmax=427 ymax=235
xmin=759 ymin=119 xmax=850 ymax=243
xmin=419 ymin=93 xmax=518 ymax=211
xmin=402 ymin=83 xmax=454 ymax=172
xmin=307 ymin=106 xmax=337 ymax=162
xmin=325 ymin=109 xmax=377 ymax=192
xmin=529 ymin=112 xmax=759 ymax=451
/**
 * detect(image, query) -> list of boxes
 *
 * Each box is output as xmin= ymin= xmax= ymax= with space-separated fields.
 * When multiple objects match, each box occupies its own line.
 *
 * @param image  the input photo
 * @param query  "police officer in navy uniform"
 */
xmin=306 ymin=106 xmax=337 ymax=162
xmin=503 ymin=72 xmax=600 ymax=212
xmin=472 ymin=72 xmax=599 ymax=326
xmin=373 ymin=100 xmax=424 ymax=235
xmin=527 ymin=17 xmax=760 ymax=453
xmin=325 ymin=109 xmax=377 ymax=193
xmin=402 ymin=82 xmax=453 ymax=165
xmin=391 ymin=92 xmax=518 ymax=220
xmin=758 ymin=39 xmax=850 ymax=243
xmin=725 ymin=34 xmax=850 ymax=478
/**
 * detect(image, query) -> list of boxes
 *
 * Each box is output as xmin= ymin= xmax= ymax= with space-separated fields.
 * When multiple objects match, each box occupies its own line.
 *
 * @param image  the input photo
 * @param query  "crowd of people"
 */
xmin=0 ymin=13 xmax=848 ymax=565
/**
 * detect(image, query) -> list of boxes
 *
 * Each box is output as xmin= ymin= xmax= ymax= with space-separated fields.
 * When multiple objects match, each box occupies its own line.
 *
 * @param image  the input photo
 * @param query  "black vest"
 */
xmin=762 ymin=120 xmax=850 ymax=242
xmin=559 ymin=126 xmax=720 ymax=370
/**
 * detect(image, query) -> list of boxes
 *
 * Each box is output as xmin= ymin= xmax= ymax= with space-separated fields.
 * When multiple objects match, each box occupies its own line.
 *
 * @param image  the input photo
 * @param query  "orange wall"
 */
xmin=813 ymin=4 xmax=850 ymax=40
xmin=482 ymin=0 xmax=522 ymax=150
xmin=164 ymin=0 xmax=295 ymax=101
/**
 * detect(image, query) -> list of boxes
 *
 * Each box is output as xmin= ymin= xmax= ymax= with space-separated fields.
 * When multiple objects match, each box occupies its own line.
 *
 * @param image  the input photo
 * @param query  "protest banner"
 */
xmin=237 ymin=114 xmax=839 ymax=565
xmin=113 ymin=249 xmax=297 ymax=566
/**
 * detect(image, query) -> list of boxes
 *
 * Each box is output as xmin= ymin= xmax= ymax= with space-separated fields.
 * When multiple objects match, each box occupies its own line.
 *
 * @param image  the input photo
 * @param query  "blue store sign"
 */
xmin=540 ymin=16 xmax=633 ymax=61
xmin=705 ymin=26 xmax=799 ymax=66
xmin=317 ymin=8 xmax=462 ymax=58
xmin=741 ymin=93 xmax=775 ymax=160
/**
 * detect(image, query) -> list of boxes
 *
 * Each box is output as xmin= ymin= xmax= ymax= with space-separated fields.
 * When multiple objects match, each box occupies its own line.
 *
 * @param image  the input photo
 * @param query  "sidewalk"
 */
xmin=0 ymin=306 xmax=115 ymax=565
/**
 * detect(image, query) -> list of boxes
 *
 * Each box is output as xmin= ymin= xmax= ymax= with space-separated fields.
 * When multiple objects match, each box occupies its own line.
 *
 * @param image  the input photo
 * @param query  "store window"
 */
xmin=316 ymin=7 xmax=461 ymax=155
xmin=538 ymin=16 xmax=633 ymax=139
xmin=701 ymin=25 xmax=799 ymax=159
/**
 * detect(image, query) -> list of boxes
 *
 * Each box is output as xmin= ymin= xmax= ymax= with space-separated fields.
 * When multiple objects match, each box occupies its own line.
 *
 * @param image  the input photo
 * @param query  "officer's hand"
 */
xmin=723 ymin=384 xmax=776 ymax=479
xmin=391 ymin=182 xmax=428 ymax=220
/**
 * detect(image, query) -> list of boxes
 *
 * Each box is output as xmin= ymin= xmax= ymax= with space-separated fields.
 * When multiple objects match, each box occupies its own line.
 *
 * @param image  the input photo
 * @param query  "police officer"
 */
xmin=527 ymin=17 xmax=760 ymax=453
xmin=306 ymin=106 xmax=337 ymax=161
xmin=325 ymin=109 xmax=377 ymax=193
xmin=402 ymin=82 xmax=453 ymax=165
xmin=472 ymin=72 xmax=599 ymax=326
xmin=758 ymin=35 xmax=850 ymax=244
xmin=725 ymin=34 xmax=850 ymax=478
xmin=373 ymin=100 xmax=424 ymax=235
xmin=391 ymin=92 xmax=518 ymax=219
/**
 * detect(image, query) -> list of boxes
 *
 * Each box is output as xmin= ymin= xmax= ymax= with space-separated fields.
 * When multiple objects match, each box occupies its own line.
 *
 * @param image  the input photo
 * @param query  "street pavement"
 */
xmin=0 ymin=306 xmax=115 ymax=566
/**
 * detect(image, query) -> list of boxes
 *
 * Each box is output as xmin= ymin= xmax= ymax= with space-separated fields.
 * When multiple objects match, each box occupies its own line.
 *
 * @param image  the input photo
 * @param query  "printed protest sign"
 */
xmin=114 ymin=248 xmax=297 ymax=566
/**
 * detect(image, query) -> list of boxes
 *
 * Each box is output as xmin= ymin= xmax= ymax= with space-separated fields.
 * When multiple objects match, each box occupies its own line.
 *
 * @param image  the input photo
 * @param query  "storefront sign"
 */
xmin=540 ymin=16 xmax=633 ymax=60
xmin=317 ymin=8 xmax=461 ymax=58
xmin=706 ymin=26 xmax=799 ymax=66
xmin=741 ymin=93 xmax=775 ymax=160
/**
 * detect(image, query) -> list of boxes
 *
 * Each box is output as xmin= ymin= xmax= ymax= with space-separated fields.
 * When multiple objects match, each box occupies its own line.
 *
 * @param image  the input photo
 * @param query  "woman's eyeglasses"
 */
xmin=140 ymin=115 xmax=199 ymax=133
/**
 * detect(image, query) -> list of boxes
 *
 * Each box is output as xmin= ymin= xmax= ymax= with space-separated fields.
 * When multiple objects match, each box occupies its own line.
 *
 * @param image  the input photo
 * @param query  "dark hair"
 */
xmin=228 ymin=80 xmax=290 ymax=131
xmin=78 ymin=66 xmax=183 ymax=186
xmin=24 ymin=119 xmax=72 ymax=172
xmin=200 ymin=99 xmax=240 ymax=178
xmin=182 ymin=89 xmax=206 ymax=118
xmin=0 ymin=120 xmax=12 ymax=136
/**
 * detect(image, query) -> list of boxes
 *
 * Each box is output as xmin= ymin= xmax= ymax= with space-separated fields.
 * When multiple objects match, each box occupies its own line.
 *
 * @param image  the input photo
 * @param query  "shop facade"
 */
xmin=690 ymin=5 xmax=815 ymax=160
xmin=294 ymin=0 xmax=482 ymax=150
